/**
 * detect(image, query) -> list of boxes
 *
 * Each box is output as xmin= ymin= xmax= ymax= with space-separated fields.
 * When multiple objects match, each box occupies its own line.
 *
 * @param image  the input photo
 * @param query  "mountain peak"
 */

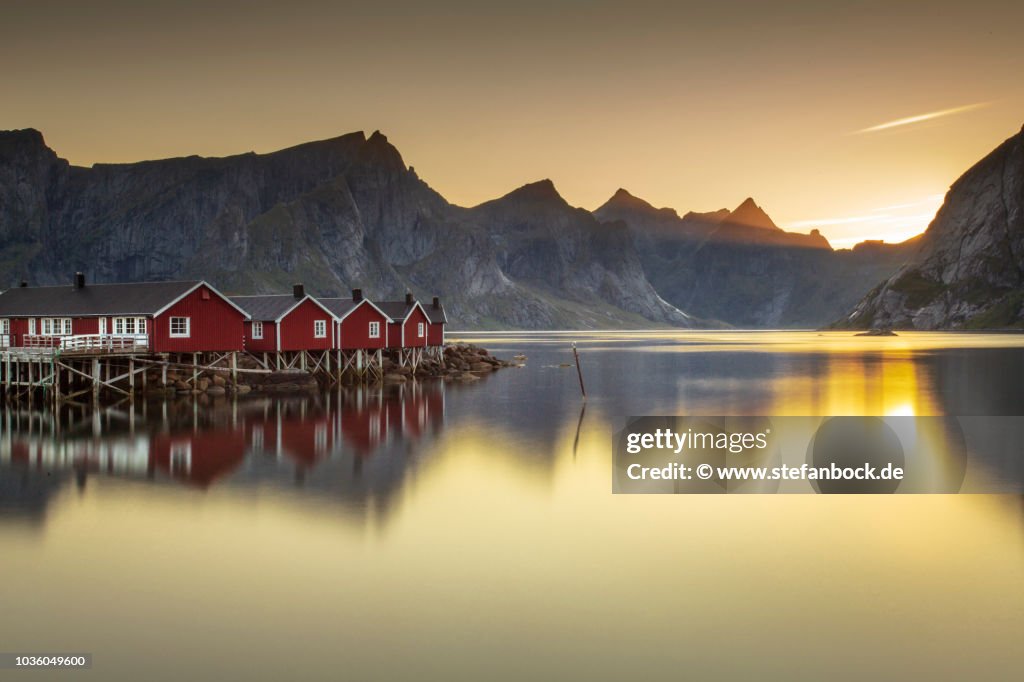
xmin=724 ymin=197 xmax=779 ymax=231
xmin=509 ymin=179 xmax=565 ymax=202
xmin=595 ymin=188 xmax=679 ymax=219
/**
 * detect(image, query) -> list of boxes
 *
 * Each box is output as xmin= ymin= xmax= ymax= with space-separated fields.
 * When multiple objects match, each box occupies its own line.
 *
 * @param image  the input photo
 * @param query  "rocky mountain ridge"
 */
xmin=0 ymin=128 xmax=693 ymax=329
xmin=836 ymin=125 xmax=1024 ymax=329
xmin=594 ymin=189 xmax=915 ymax=327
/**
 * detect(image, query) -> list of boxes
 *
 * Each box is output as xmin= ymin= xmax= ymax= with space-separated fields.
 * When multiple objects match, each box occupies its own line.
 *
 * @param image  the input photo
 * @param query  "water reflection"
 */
xmin=0 ymin=332 xmax=1022 ymax=681
xmin=0 ymin=381 xmax=447 ymax=526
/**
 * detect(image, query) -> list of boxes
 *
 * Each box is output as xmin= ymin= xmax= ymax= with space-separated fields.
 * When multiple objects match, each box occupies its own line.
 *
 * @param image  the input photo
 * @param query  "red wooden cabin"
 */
xmin=0 ymin=274 xmax=248 ymax=352
xmin=318 ymin=289 xmax=392 ymax=351
xmin=425 ymin=296 xmax=447 ymax=347
xmin=231 ymin=284 xmax=337 ymax=352
xmin=377 ymin=293 xmax=431 ymax=349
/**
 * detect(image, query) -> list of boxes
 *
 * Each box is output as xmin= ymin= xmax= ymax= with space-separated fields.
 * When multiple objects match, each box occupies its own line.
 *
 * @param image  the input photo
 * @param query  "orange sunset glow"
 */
xmin=2 ymin=1 xmax=1023 ymax=247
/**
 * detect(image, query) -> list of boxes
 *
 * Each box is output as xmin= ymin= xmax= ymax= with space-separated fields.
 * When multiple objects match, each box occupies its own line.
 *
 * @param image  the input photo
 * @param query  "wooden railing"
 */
xmin=21 ymin=334 xmax=149 ymax=352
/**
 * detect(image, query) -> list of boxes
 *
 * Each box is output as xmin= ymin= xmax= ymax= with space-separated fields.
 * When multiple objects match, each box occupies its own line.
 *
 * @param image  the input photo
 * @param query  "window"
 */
xmin=169 ymin=317 xmax=190 ymax=338
xmin=28 ymin=318 xmax=35 ymax=335
xmin=0 ymin=319 xmax=8 ymax=335
xmin=417 ymin=322 xmax=425 ymax=338
xmin=368 ymin=321 xmax=380 ymax=338
xmin=39 ymin=318 xmax=72 ymax=336
xmin=252 ymin=321 xmax=264 ymax=339
xmin=314 ymin=319 xmax=327 ymax=338
xmin=112 ymin=317 xmax=146 ymax=335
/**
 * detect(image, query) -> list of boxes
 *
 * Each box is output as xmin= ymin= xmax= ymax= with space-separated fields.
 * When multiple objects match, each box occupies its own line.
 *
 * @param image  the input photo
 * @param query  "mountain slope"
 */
xmin=595 ymin=190 xmax=914 ymax=327
xmin=837 ymin=125 xmax=1024 ymax=329
xmin=0 ymin=128 xmax=698 ymax=329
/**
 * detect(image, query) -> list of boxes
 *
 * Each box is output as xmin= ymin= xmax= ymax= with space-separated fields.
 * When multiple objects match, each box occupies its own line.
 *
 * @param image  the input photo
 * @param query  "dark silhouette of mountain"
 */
xmin=837 ymin=125 xmax=1024 ymax=329
xmin=0 ymin=129 xmax=696 ymax=329
xmin=595 ymin=191 xmax=915 ymax=327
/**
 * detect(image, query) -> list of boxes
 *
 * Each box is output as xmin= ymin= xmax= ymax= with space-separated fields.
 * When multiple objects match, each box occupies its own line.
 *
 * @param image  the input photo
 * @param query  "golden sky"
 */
xmin=3 ymin=0 xmax=1023 ymax=247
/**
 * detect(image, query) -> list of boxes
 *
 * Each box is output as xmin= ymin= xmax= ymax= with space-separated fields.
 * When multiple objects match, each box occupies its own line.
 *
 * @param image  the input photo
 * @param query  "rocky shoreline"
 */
xmin=140 ymin=343 xmax=515 ymax=397
xmin=381 ymin=343 xmax=518 ymax=384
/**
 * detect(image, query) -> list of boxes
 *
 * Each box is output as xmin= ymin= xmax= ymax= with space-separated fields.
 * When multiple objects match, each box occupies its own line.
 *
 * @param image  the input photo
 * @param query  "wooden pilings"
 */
xmin=0 ymin=345 xmax=432 ymax=408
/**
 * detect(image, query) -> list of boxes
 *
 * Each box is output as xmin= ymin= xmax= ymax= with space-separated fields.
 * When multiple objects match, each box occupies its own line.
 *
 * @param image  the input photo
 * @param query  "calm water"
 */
xmin=1 ymin=331 xmax=1022 ymax=681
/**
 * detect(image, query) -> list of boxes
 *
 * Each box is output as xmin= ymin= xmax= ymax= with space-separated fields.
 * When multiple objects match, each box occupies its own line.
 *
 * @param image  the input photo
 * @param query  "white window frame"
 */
xmin=40 ymin=318 xmax=71 ymax=336
xmin=368 ymin=321 xmax=380 ymax=339
xmin=28 ymin=318 xmax=35 ymax=335
xmin=252 ymin=321 xmax=263 ymax=339
xmin=112 ymin=316 xmax=145 ymax=335
xmin=99 ymin=318 xmax=107 ymax=335
xmin=417 ymin=322 xmax=425 ymax=338
xmin=169 ymin=316 xmax=191 ymax=338
xmin=0 ymin=319 xmax=8 ymax=335
xmin=313 ymin=319 xmax=327 ymax=338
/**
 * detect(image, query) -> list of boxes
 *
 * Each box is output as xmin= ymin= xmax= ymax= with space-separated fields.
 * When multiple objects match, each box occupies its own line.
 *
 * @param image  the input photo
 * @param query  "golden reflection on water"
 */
xmin=1 ymin=332 xmax=1023 ymax=680
xmin=1 ymin=423 xmax=1021 ymax=681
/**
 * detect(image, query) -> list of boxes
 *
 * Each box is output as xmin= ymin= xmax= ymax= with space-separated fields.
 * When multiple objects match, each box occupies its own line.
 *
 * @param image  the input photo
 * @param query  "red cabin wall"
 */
xmin=152 ymin=284 xmax=246 ymax=353
xmin=4 ymin=316 xmax=101 ymax=346
xmin=404 ymin=307 xmax=430 ymax=348
xmin=386 ymin=322 xmax=403 ymax=349
xmin=427 ymin=321 xmax=444 ymax=347
xmin=278 ymin=299 xmax=333 ymax=351
xmin=337 ymin=302 xmax=389 ymax=350
xmin=244 ymin=320 xmax=279 ymax=352
xmin=74 ymin=318 xmax=100 ymax=335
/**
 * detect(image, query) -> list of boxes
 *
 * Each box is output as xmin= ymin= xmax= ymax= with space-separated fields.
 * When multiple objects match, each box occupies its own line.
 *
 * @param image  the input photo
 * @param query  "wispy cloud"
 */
xmin=852 ymin=102 xmax=991 ymax=135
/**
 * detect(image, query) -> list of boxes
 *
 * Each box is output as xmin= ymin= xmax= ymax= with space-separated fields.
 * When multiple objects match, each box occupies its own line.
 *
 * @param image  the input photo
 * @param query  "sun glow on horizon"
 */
xmin=787 ymin=194 xmax=944 ymax=248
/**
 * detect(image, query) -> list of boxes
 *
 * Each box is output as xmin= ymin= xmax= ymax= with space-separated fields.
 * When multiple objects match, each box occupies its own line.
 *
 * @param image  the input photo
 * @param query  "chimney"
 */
xmin=405 ymin=291 xmax=414 ymax=306
xmin=352 ymin=288 xmax=363 ymax=302
xmin=18 ymin=280 xmax=27 ymax=288
xmin=432 ymin=296 xmax=440 ymax=309
xmin=293 ymin=283 xmax=304 ymax=299
xmin=74 ymin=272 xmax=85 ymax=290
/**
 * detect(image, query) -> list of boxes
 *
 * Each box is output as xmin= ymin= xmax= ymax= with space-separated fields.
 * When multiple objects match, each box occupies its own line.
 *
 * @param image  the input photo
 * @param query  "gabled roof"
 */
xmin=376 ymin=300 xmax=426 ymax=323
xmin=0 ymin=280 xmax=230 ymax=317
xmin=230 ymin=294 xmax=336 ymax=322
xmin=425 ymin=303 xmax=447 ymax=324
xmin=318 ymin=297 xmax=392 ymax=322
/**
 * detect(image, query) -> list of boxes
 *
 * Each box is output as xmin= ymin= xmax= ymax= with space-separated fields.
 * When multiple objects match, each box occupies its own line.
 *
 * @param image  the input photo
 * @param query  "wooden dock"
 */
xmin=0 ymin=339 xmax=417 ymax=407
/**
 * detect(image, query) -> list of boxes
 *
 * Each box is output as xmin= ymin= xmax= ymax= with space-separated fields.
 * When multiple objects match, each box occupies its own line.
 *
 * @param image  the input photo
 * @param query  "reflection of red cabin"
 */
xmin=0 ymin=276 xmax=248 ymax=352
xmin=378 ymin=294 xmax=430 ymax=349
xmin=231 ymin=285 xmax=336 ymax=352
xmin=340 ymin=402 xmax=388 ymax=457
xmin=279 ymin=415 xmax=336 ymax=468
xmin=150 ymin=430 xmax=248 ymax=488
xmin=319 ymin=289 xmax=391 ymax=351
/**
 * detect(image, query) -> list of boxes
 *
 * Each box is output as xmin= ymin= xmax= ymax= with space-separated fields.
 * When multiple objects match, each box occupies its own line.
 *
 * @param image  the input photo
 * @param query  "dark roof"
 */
xmin=230 ymin=295 xmax=305 ymax=321
xmin=0 ymin=280 xmax=202 ymax=317
xmin=376 ymin=301 xmax=417 ymax=322
xmin=318 ymin=298 xmax=359 ymax=319
xmin=425 ymin=303 xmax=447 ymax=324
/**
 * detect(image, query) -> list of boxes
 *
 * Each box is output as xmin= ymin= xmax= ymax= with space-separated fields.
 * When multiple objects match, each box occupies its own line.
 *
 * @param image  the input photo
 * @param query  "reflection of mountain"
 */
xmin=0 ymin=381 xmax=447 ymax=526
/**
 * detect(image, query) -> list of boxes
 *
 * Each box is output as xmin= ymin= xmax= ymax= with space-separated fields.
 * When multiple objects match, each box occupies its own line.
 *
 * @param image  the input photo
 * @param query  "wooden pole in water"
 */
xmin=572 ymin=342 xmax=586 ymax=400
